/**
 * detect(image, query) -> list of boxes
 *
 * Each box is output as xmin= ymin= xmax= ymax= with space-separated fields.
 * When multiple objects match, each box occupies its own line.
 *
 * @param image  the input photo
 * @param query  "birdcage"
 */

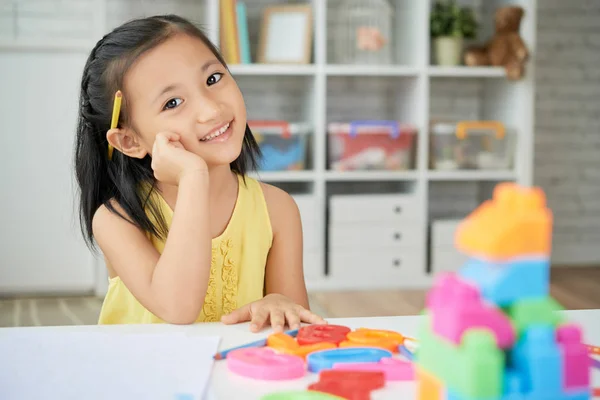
xmin=331 ymin=0 xmax=394 ymax=65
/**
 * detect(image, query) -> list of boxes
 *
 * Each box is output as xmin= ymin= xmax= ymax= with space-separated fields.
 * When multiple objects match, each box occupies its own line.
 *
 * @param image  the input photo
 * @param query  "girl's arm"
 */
xmin=92 ymin=171 xmax=211 ymax=324
xmin=262 ymin=184 xmax=310 ymax=309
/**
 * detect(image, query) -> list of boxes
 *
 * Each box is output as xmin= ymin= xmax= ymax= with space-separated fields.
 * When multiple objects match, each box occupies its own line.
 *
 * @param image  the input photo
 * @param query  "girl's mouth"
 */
xmin=200 ymin=121 xmax=232 ymax=143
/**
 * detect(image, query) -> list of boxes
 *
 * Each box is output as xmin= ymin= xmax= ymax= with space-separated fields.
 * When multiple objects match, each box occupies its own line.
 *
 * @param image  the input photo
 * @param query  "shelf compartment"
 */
xmin=222 ymin=0 xmax=316 ymax=66
xmin=326 ymin=0 xmax=425 ymax=67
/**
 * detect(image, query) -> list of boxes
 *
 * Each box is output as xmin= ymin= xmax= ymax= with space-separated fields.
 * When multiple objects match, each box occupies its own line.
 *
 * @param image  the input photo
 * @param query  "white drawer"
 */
xmin=431 ymin=219 xmax=463 ymax=247
xmin=292 ymin=194 xmax=317 ymax=227
xmin=329 ymin=223 xmax=424 ymax=249
xmin=304 ymin=251 xmax=323 ymax=281
xmin=329 ymin=194 xmax=423 ymax=223
xmin=431 ymin=248 xmax=470 ymax=274
xmin=328 ymin=249 xmax=424 ymax=288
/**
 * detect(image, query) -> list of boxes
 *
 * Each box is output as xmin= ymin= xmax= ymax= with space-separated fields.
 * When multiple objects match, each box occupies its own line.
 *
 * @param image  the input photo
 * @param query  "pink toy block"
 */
xmin=332 ymin=358 xmax=414 ymax=381
xmin=556 ymin=324 xmax=591 ymax=389
xmin=427 ymin=272 xmax=516 ymax=349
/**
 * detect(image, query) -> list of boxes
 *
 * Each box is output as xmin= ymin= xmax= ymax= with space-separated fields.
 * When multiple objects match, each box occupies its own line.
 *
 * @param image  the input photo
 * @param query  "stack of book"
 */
xmin=219 ymin=0 xmax=251 ymax=64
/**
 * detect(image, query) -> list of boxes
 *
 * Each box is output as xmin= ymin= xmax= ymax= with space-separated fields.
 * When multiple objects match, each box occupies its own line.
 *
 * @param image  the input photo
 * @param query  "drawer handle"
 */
xmin=394 ymin=232 xmax=402 ymax=240
xmin=394 ymin=206 xmax=402 ymax=214
xmin=393 ymin=259 xmax=402 ymax=268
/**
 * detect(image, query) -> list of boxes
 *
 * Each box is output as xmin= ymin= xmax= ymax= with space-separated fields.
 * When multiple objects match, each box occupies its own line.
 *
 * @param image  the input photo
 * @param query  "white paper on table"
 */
xmin=0 ymin=329 xmax=221 ymax=400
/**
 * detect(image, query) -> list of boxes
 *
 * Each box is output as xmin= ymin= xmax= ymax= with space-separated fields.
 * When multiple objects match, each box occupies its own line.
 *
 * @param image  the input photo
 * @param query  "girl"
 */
xmin=74 ymin=14 xmax=325 ymax=332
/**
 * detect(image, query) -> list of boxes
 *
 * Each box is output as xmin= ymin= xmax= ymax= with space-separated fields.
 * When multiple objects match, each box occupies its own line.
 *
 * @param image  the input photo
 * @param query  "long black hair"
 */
xmin=74 ymin=14 xmax=261 ymax=249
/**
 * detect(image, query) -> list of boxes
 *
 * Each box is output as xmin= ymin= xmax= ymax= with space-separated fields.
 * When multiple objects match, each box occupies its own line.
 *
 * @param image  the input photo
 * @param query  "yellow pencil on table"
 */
xmin=108 ymin=90 xmax=122 ymax=160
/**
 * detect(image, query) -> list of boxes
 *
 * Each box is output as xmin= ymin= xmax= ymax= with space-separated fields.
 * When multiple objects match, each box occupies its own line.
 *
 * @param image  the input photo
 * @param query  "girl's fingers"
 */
xmin=220 ymin=303 xmax=251 ymax=325
xmin=298 ymin=307 xmax=327 ymax=325
xmin=249 ymin=307 xmax=269 ymax=333
xmin=284 ymin=309 xmax=301 ymax=331
xmin=270 ymin=309 xmax=286 ymax=333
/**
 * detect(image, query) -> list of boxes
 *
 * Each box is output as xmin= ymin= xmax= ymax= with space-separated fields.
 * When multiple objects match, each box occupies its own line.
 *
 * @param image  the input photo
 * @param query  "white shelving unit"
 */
xmin=0 ymin=0 xmax=536 ymax=293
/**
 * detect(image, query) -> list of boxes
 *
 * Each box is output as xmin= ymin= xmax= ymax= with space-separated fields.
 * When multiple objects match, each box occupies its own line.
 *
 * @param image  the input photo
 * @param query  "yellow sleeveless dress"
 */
xmin=97 ymin=174 xmax=273 ymax=324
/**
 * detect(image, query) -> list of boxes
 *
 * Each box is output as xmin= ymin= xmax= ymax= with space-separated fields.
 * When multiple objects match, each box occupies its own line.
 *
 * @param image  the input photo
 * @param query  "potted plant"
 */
xmin=430 ymin=0 xmax=478 ymax=66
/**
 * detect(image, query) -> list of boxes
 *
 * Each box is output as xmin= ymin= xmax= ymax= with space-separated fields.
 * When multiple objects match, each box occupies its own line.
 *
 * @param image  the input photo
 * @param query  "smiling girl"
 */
xmin=74 ymin=14 xmax=325 ymax=331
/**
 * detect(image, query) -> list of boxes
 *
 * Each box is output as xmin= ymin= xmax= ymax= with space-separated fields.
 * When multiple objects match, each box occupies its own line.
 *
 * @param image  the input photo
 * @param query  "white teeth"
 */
xmin=200 ymin=123 xmax=230 ymax=141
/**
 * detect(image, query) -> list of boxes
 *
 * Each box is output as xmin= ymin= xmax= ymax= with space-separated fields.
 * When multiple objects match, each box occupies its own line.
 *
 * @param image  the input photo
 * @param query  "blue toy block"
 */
xmin=561 ymin=389 xmax=591 ymax=400
xmin=447 ymin=370 xmax=590 ymax=400
xmin=511 ymin=325 xmax=562 ymax=397
xmin=459 ymin=258 xmax=549 ymax=306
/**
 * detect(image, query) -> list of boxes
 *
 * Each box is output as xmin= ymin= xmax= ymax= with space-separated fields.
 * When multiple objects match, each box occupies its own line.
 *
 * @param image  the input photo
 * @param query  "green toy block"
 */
xmin=458 ymin=329 xmax=504 ymax=398
xmin=261 ymin=391 xmax=343 ymax=400
xmin=504 ymin=297 xmax=564 ymax=337
xmin=415 ymin=315 xmax=504 ymax=399
xmin=415 ymin=314 xmax=458 ymax=383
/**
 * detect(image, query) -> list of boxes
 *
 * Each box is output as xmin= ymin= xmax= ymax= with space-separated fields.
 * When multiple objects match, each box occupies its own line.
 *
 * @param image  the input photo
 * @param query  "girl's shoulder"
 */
xmin=254 ymin=179 xmax=301 ymax=232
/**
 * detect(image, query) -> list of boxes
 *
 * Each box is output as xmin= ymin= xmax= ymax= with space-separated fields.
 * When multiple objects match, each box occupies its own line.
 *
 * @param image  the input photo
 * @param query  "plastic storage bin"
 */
xmin=327 ymin=121 xmax=417 ymax=171
xmin=429 ymin=120 xmax=515 ymax=170
xmin=248 ymin=120 xmax=310 ymax=171
xmin=332 ymin=0 xmax=394 ymax=65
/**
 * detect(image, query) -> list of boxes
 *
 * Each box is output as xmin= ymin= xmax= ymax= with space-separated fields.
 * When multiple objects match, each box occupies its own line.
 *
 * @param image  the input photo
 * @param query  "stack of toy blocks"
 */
xmin=415 ymin=182 xmax=592 ymax=400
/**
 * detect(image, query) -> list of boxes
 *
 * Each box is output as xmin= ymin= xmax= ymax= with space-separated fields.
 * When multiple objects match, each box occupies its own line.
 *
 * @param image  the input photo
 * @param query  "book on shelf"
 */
xmin=220 ymin=0 xmax=251 ymax=64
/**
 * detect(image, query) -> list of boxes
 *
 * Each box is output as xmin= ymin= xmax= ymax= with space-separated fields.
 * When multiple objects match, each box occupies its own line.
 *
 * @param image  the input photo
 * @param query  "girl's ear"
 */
xmin=106 ymin=128 xmax=148 ymax=159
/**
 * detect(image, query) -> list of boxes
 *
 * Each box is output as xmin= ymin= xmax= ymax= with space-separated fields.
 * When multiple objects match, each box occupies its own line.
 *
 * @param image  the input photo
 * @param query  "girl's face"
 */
xmin=122 ymin=33 xmax=247 ymax=168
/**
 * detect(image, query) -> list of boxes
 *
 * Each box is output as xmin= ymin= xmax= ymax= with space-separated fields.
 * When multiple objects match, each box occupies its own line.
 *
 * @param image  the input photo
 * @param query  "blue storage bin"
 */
xmin=248 ymin=121 xmax=310 ymax=171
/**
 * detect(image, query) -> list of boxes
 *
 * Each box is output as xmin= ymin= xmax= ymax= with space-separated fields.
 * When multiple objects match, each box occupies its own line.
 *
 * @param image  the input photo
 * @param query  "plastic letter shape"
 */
xmin=267 ymin=332 xmax=336 ymax=359
xmin=308 ymin=370 xmax=385 ymax=400
xmin=340 ymin=328 xmax=405 ymax=352
xmin=297 ymin=325 xmax=352 ymax=346
xmin=332 ymin=357 xmax=414 ymax=381
xmin=226 ymin=347 xmax=305 ymax=380
xmin=307 ymin=347 xmax=392 ymax=373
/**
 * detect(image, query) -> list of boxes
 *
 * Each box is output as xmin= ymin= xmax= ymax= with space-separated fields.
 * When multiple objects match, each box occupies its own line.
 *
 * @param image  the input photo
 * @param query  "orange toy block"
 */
xmin=455 ymin=182 xmax=553 ymax=260
xmin=416 ymin=367 xmax=443 ymax=400
xmin=267 ymin=333 xmax=336 ymax=359
xmin=339 ymin=328 xmax=405 ymax=353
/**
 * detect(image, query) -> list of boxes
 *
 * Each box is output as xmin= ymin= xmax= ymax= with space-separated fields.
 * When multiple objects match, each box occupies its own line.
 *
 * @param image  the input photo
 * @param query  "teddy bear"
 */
xmin=464 ymin=6 xmax=529 ymax=80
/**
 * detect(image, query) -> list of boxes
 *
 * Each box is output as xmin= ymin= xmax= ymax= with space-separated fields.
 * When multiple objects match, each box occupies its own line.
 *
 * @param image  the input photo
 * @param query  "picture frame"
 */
xmin=258 ymin=5 xmax=313 ymax=64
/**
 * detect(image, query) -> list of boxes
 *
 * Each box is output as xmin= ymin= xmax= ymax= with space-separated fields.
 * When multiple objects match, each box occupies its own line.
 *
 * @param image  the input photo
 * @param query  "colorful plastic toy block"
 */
xmin=426 ymin=272 xmax=516 ymax=349
xmin=459 ymin=258 xmax=549 ymax=306
xmin=454 ymin=182 xmax=552 ymax=260
xmin=414 ymin=183 xmax=592 ymax=400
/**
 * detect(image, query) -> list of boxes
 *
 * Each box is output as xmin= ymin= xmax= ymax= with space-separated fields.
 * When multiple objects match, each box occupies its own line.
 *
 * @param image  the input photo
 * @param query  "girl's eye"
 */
xmin=163 ymin=98 xmax=183 ymax=110
xmin=207 ymin=73 xmax=223 ymax=86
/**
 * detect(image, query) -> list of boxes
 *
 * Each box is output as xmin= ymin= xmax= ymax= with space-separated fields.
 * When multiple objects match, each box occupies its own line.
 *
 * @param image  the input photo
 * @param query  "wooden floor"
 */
xmin=310 ymin=267 xmax=600 ymax=318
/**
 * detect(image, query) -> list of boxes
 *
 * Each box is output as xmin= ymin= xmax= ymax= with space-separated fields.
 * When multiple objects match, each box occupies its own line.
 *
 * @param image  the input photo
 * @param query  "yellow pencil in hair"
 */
xmin=108 ymin=91 xmax=122 ymax=160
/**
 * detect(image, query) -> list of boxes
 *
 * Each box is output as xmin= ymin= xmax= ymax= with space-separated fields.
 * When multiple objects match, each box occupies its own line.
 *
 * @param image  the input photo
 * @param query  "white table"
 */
xmin=1 ymin=310 xmax=599 ymax=399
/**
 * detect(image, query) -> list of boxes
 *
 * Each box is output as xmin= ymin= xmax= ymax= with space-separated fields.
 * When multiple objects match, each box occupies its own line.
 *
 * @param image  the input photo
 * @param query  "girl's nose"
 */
xmin=196 ymin=97 xmax=221 ymax=124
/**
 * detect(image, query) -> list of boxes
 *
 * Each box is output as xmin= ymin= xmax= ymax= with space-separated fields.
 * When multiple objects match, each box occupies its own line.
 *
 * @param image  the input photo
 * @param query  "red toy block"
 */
xmin=308 ymin=370 xmax=385 ymax=400
xmin=556 ymin=324 xmax=591 ymax=390
xmin=426 ymin=272 xmax=516 ymax=349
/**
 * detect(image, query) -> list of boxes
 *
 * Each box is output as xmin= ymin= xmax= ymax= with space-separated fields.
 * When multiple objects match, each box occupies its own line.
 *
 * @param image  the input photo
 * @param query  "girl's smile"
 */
xmin=199 ymin=120 xmax=233 ymax=143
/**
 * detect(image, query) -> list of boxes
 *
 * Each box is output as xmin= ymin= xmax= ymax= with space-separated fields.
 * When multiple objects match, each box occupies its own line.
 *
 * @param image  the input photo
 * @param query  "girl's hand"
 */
xmin=221 ymin=293 xmax=327 ymax=333
xmin=151 ymin=131 xmax=207 ymax=185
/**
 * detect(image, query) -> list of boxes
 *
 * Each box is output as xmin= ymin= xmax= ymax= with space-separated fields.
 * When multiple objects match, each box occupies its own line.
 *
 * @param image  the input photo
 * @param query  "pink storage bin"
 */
xmin=327 ymin=120 xmax=417 ymax=171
